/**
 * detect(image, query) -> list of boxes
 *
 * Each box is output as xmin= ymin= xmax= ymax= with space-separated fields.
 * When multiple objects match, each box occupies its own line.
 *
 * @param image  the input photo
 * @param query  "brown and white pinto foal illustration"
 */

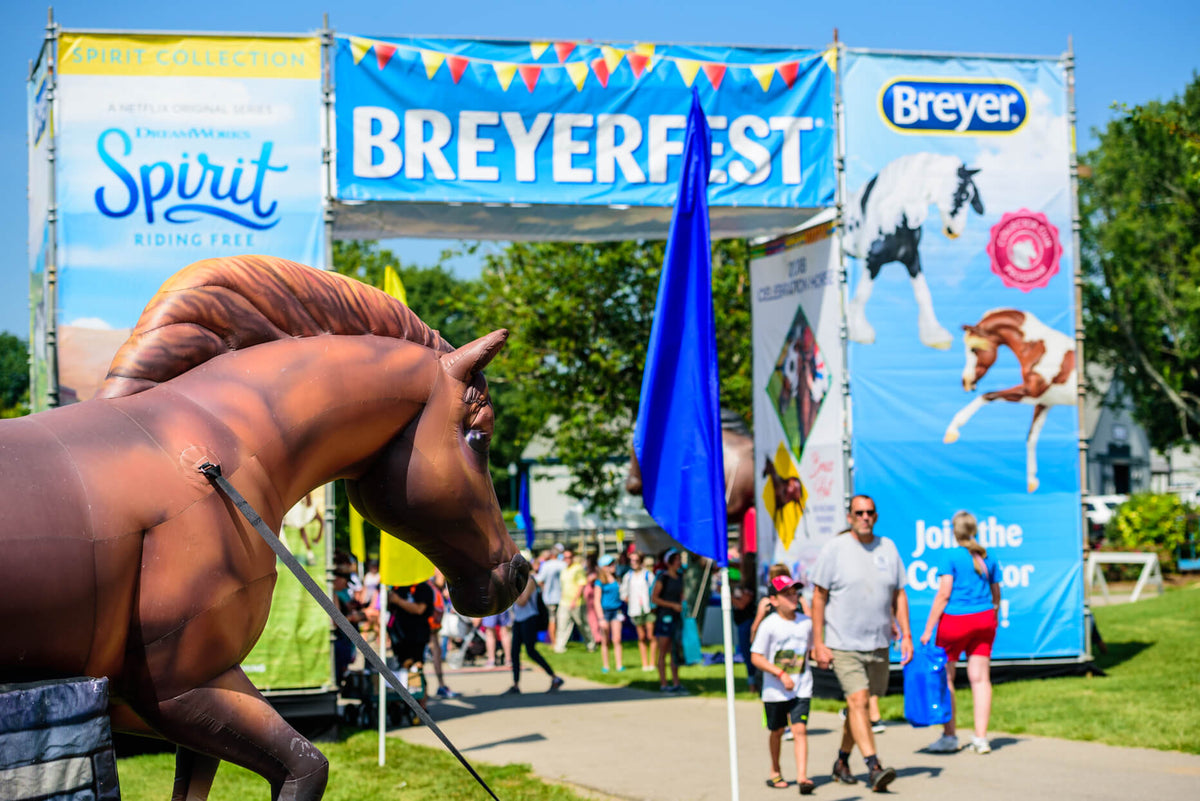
xmin=943 ymin=308 xmax=1076 ymax=492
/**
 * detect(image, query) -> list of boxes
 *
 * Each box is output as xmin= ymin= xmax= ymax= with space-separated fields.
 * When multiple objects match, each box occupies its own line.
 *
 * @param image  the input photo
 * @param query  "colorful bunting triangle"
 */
xmin=702 ymin=63 xmax=726 ymax=90
xmin=494 ymin=62 xmax=518 ymax=91
xmin=530 ymin=42 xmax=550 ymax=60
xmin=565 ymin=61 xmax=589 ymax=91
xmin=554 ymin=41 xmax=576 ymax=62
xmin=447 ymin=55 xmax=469 ymax=83
xmin=674 ymin=58 xmax=701 ymax=88
xmin=519 ymin=65 xmax=541 ymax=92
xmin=627 ymin=52 xmax=650 ymax=78
xmin=601 ymin=45 xmax=625 ymax=75
xmin=591 ymin=57 xmax=610 ymax=88
xmin=374 ymin=43 xmax=397 ymax=71
xmin=822 ymin=47 xmax=837 ymax=74
xmin=349 ymin=36 xmax=372 ymax=66
xmin=751 ymin=63 xmax=776 ymax=92
xmin=778 ymin=61 xmax=800 ymax=89
xmin=421 ymin=50 xmax=446 ymax=80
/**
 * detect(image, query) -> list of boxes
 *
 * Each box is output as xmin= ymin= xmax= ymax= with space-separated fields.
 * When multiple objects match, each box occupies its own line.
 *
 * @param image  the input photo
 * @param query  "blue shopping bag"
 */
xmin=903 ymin=642 xmax=953 ymax=727
xmin=680 ymin=601 xmax=703 ymax=665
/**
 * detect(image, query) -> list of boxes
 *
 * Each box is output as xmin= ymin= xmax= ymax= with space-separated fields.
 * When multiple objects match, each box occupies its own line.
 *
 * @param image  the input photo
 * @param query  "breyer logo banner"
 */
xmin=93 ymin=128 xmax=286 ymax=229
xmin=880 ymin=78 xmax=1027 ymax=134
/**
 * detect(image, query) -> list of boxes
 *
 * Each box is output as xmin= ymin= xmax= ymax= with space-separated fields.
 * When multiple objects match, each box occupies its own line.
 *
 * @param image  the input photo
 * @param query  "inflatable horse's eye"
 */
xmin=465 ymin=428 xmax=490 ymax=455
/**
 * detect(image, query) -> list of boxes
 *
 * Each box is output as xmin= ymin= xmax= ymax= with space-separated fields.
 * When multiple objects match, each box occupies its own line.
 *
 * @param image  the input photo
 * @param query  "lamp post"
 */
xmin=508 ymin=462 xmax=518 ymax=510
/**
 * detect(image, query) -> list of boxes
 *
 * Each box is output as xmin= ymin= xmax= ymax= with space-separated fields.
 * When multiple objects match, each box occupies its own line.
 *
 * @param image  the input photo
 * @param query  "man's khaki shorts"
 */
xmin=831 ymin=648 xmax=890 ymax=697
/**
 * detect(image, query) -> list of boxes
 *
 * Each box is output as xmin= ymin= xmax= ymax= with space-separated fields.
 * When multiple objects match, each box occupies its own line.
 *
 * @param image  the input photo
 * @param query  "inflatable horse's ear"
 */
xmin=958 ymin=165 xmax=981 ymax=178
xmin=442 ymin=329 xmax=509 ymax=382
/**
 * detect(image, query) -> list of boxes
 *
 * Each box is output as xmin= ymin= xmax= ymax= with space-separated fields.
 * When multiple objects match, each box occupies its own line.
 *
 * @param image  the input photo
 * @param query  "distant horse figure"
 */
xmin=775 ymin=323 xmax=827 ymax=448
xmin=626 ymin=408 xmax=755 ymax=525
xmin=0 ymin=256 xmax=528 ymax=801
xmin=844 ymin=152 xmax=985 ymax=349
xmin=762 ymin=456 xmax=808 ymax=533
xmin=943 ymin=308 xmax=1076 ymax=492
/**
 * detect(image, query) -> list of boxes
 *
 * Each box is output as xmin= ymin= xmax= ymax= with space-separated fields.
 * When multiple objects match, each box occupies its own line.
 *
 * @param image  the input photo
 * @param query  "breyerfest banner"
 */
xmin=54 ymin=33 xmax=324 ymax=404
xmin=842 ymin=52 xmax=1082 ymax=660
xmin=751 ymin=221 xmax=845 ymax=586
xmin=335 ymin=37 xmax=835 ymax=209
xmin=27 ymin=48 xmax=52 ymax=412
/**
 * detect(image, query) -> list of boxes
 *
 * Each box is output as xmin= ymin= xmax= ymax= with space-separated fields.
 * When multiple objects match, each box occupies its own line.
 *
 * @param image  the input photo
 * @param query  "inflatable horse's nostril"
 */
xmin=509 ymin=552 xmax=531 ymax=595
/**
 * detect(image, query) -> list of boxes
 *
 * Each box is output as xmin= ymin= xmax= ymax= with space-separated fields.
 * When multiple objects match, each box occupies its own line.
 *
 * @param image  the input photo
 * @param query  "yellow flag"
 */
xmin=349 ymin=505 xmax=366 ymax=566
xmin=376 ymin=262 xmax=432 ymax=585
xmin=380 ymin=536 xmax=435 ymax=586
xmin=383 ymin=265 xmax=407 ymax=306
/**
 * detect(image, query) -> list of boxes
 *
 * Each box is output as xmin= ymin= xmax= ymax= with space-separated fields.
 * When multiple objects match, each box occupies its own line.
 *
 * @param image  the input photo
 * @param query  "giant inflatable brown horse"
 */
xmin=0 ymin=256 xmax=528 ymax=801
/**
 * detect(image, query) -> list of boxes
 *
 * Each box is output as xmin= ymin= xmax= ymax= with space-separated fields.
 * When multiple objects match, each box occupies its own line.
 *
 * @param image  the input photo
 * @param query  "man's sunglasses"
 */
xmin=852 ymin=510 xmax=877 ymax=517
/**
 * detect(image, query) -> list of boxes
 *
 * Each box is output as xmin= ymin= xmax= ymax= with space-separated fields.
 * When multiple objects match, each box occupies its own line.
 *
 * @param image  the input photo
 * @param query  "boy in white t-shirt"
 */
xmin=751 ymin=575 xmax=815 ymax=794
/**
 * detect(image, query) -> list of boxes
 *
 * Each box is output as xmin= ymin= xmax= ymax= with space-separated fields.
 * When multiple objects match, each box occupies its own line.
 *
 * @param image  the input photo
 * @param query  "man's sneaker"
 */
xmin=831 ymin=758 xmax=858 ymax=785
xmin=548 ymin=676 xmax=564 ymax=692
xmin=670 ymin=684 xmax=689 ymax=695
xmin=971 ymin=736 xmax=992 ymax=754
xmin=868 ymin=765 xmax=896 ymax=792
xmin=783 ymin=727 xmax=794 ymax=741
xmin=435 ymin=686 xmax=459 ymax=699
xmin=838 ymin=707 xmax=848 ymax=721
xmin=926 ymin=734 xmax=960 ymax=753
xmin=872 ymin=720 xmax=886 ymax=734
xmin=501 ymin=685 xmax=521 ymax=695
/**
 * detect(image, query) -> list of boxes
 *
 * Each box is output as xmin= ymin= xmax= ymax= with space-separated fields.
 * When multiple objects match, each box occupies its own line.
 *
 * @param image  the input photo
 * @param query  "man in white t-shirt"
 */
xmin=751 ymin=575 xmax=815 ymax=794
xmin=811 ymin=494 xmax=911 ymax=793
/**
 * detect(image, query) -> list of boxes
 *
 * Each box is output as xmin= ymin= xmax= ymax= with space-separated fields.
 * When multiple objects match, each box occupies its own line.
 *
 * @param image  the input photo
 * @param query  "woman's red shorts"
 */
xmin=936 ymin=609 xmax=997 ymax=659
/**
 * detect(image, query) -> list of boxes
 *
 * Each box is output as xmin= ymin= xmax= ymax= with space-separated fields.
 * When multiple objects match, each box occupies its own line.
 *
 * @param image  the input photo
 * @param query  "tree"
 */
xmin=476 ymin=239 xmax=752 ymax=516
xmin=1081 ymin=74 xmax=1200 ymax=450
xmin=0 ymin=332 xmax=30 ymax=418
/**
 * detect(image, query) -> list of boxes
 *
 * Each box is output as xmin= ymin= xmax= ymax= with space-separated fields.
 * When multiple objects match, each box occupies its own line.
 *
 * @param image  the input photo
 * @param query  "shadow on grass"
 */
xmin=1093 ymin=640 xmax=1152 ymax=672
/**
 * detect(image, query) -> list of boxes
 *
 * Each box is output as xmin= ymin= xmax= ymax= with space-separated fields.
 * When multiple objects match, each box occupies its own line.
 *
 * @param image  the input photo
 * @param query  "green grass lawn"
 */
xmin=115 ymin=729 xmax=591 ymax=801
xmin=538 ymin=583 xmax=1200 ymax=753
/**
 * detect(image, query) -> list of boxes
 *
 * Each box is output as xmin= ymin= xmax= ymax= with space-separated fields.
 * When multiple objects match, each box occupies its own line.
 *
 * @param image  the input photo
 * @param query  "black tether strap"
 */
xmin=199 ymin=462 xmax=500 ymax=801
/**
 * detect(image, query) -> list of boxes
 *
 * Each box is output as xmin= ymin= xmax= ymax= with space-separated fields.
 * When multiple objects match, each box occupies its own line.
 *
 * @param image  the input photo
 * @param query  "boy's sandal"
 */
xmin=799 ymin=779 xmax=816 ymax=795
xmin=765 ymin=775 xmax=789 ymax=789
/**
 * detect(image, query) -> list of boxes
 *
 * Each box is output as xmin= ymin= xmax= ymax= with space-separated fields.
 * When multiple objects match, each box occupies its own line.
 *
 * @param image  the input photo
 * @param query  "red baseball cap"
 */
xmin=768 ymin=575 xmax=803 ymax=595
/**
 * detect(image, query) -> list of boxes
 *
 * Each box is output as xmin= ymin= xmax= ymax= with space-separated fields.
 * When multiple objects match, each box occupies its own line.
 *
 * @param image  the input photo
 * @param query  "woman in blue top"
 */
xmin=920 ymin=511 xmax=1001 ymax=755
xmin=593 ymin=555 xmax=625 ymax=673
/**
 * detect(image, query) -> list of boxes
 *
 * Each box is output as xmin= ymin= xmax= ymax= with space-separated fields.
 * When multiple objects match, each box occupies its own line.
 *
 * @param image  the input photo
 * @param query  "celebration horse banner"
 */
xmin=842 ymin=51 xmax=1083 ymax=660
xmin=334 ymin=36 xmax=835 ymax=212
xmin=751 ymin=219 xmax=846 ymax=585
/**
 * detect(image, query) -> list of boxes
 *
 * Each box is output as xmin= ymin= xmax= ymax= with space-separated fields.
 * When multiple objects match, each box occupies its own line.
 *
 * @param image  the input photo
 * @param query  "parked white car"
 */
xmin=1085 ymin=494 xmax=1128 ymax=545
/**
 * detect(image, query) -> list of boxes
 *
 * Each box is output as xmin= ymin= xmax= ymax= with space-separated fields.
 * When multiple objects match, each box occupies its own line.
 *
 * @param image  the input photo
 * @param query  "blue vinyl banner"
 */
xmin=842 ymin=52 xmax=1083 ymax=660
xmin=335 ymin=36 xmax=835 ymax=209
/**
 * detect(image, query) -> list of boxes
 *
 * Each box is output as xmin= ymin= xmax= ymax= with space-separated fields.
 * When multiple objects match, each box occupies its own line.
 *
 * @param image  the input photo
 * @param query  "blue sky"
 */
xmin=2 ymin=0 xmax=1197 ymax=336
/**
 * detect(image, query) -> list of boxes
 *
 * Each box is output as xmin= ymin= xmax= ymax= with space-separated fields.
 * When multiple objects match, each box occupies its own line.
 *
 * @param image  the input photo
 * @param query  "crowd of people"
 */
xmin=329 ymin=493 xmax=1002 ymax=796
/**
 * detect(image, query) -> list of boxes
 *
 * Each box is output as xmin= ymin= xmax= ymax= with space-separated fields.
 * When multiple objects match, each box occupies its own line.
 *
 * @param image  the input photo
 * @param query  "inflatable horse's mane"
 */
xmin=97 ymin=255 xmax=454 ymax=399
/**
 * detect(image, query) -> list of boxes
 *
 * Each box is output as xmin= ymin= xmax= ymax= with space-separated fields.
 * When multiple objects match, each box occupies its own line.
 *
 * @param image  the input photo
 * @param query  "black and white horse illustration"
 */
xmin=844 ymin=152 xmax=984 ymax=349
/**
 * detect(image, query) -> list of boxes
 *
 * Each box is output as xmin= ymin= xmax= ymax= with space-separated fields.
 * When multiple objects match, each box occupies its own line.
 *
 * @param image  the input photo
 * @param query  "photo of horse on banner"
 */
xmin=0 ymin=256 xmax=528 ymax=801
xmin=844 ymin=152 xmax=985 ymax=349
xmin=943 ymin=307 xmax=1077 ymax=492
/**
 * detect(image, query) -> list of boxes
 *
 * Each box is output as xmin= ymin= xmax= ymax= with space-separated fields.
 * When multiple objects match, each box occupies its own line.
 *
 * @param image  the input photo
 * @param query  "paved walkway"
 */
xmin=387 ymin=665 xmax=1200 ymax=801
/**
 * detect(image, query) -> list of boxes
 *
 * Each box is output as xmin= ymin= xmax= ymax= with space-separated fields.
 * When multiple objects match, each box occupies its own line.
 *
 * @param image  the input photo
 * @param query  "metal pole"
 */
xmin=378 ymin=583 xmax=389 ymax=766
xmin=1065 ymin=37 xmax=1092 ymax=659
xmin=833 ymin=34 xmax=853 ymax=507
xmin=720 ymin=567 xmax=740 ymax=801
xmin=44 ymin=9 xmax=60 ymax=410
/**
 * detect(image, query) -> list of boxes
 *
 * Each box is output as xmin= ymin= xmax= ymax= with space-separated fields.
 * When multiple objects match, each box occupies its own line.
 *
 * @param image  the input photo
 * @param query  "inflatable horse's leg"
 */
xmin=172 ymin=748 xmax=219 ymax=801
xmin=1026 ymin=404 xmax=1049 ymax=493
xmin=143 ymin=666 xmax=329 ymax=801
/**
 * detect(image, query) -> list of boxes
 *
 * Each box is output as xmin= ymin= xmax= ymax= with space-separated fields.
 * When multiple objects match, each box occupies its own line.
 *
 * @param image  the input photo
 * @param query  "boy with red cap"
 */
xmin=751 ymin=575 xmax=815 ymax=794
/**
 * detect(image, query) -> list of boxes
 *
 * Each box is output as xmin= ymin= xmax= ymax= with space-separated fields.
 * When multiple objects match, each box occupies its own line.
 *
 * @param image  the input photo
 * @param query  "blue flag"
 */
xmin=633 ymin=90 xmax=727 ymax=567
xmin=518 ymin=469 xmax=535 ymax=550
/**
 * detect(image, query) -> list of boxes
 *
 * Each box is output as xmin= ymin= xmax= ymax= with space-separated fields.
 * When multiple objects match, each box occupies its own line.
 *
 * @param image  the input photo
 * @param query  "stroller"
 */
xmin=444 ymin=611 xmax=488 ymax=668
xmin=340 ymin=655 xmax=426 ymax=729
